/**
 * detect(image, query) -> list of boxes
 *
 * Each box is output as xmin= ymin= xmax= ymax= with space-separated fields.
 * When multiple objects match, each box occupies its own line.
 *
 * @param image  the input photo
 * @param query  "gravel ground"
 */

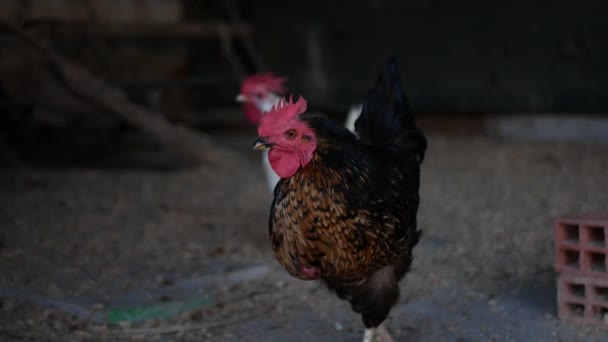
xmin=1 ymin=131 xmax=608 ymax=341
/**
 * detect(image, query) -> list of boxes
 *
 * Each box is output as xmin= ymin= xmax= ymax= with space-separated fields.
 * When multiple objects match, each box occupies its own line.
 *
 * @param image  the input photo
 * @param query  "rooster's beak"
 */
xmin=235 ymin=94 xmax=248 ymax=103
xmin=253 ymin=137 xmax=272 ymax=150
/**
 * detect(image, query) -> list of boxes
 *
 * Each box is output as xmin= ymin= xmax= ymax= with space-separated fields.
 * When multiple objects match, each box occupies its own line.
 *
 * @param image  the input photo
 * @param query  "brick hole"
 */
xmin=589 ymin=252 xmax=606 ymax=272
xmin=593 ymin=306 xmax=608 ymax=322
xmin=562 ymin=224 xmax=579 ymax=242
xmin=562 ymin=249 xmax=580 ymax=269
xmin=568 ymin=283 xmax=585 ymax=298
xmin=588 ymin=226 xmax=605 ymax=246
xmin=567 ymin=303 xmax=585 ymax=317
xmin=594 ymin=286 xmax=608 ymax=301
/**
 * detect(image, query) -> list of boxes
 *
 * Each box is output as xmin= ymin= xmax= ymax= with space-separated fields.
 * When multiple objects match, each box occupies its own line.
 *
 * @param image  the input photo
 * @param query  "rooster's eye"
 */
xmin=284 ymin=129 xmax=297 ymax=140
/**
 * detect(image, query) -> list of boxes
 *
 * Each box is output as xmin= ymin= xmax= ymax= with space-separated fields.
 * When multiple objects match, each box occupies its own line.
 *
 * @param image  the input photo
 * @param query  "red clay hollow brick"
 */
xmin=555 ymin=211 xmax=608 ymax=276
xmin=557 ymin=273 xmax=608 ymax=326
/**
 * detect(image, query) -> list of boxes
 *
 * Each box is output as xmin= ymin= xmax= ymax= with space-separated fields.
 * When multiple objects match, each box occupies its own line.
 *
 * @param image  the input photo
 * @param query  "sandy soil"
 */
xmin=1 ymin=131 xmax=608 ymax=341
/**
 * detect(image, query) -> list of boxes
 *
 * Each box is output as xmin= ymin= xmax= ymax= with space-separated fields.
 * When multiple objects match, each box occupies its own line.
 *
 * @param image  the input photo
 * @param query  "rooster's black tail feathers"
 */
xmin=355 ymin=57 xmax=427 ymax=163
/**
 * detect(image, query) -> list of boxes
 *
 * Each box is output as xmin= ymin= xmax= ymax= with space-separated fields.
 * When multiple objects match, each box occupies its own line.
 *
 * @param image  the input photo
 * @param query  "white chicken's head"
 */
xmin=236 ymin=73 xmax=287 ymax=124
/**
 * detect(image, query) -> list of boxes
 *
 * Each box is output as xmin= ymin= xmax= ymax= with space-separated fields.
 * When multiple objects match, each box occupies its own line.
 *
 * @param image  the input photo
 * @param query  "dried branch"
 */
xmin=0 ymin=19 xmax=240 ymax=170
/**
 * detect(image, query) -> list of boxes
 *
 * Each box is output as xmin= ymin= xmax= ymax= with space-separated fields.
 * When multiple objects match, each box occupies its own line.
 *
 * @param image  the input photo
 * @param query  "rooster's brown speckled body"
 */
xmin=270 ymin=126 xmax=420 ymax=283
xmin=266 ymin=57 xmax=427 ymax=331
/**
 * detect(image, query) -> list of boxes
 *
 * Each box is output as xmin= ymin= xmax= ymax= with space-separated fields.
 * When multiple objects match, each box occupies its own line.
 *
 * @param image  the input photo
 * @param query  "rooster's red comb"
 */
xmin=258 ymin=95 xmax=308 ymax=135
xmin=241 ymin=73 xmax=288 ymax=94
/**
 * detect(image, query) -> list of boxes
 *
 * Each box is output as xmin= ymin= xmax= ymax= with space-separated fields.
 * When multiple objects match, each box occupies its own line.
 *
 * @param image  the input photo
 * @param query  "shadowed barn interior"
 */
xmin=1 ymin=0 xmax=607 ymax=341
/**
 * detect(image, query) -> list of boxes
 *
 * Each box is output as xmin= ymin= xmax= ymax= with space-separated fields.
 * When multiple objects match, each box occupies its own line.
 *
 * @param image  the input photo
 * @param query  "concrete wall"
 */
xmin=251 ymin=0 xmax=608 ymax=113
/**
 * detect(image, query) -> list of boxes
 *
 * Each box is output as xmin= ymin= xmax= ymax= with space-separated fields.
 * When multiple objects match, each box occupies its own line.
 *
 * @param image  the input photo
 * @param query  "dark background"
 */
xmin=2 ymin=0 xmax=607 ymax=165
xmin=248 ymin=0 xmax=608 ymax=113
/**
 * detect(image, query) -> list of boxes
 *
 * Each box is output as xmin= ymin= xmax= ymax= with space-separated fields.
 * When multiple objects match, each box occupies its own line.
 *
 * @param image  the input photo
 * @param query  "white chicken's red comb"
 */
xmin=241 ymin=73 xmax=287 ymax=94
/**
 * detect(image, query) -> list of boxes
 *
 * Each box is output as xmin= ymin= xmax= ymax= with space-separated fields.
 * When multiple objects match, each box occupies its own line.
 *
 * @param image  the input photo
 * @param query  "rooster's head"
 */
xmin=253 ymin=95 xmax=316 ymax=178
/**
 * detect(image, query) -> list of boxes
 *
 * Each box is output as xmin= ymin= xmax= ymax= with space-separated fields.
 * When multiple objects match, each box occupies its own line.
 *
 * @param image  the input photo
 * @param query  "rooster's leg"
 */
xmin=363 ymin=328 xmax=374 ymax=342
xmin=362 ymin=324 xmax=393 ymax=342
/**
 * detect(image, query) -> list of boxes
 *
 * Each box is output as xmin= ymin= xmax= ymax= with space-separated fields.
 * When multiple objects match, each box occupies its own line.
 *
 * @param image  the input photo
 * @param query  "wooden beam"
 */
xmin=22 ymin=19 xmax=253 ymax=39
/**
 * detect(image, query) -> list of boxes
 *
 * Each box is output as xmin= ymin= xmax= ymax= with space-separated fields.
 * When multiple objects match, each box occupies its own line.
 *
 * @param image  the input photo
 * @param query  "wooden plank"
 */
xmin=23 ymin=20 xmax=253 ymax=39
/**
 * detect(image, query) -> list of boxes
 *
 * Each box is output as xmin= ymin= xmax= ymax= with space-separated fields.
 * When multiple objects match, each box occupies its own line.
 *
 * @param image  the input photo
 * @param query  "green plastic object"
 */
xmin=107 ymin=297 xmax=214 ymax=324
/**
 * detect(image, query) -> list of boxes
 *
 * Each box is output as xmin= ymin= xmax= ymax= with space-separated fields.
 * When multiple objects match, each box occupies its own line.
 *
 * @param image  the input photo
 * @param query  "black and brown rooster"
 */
xmin=253 ymin=57 xmax=426 ymax=342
